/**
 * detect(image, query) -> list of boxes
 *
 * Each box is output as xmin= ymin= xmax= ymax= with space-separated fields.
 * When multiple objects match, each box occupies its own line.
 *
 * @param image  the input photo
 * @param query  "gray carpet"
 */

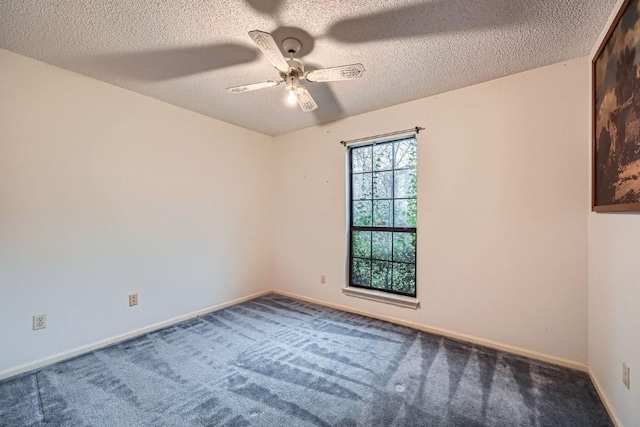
xmin=0 ymin=294 xmax=611 ymax=426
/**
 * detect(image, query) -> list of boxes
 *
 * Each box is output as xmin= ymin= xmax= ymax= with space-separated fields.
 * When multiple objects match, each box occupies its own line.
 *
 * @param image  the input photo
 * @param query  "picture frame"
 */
xmin=593 ymin=0 xmax=640 ymax=212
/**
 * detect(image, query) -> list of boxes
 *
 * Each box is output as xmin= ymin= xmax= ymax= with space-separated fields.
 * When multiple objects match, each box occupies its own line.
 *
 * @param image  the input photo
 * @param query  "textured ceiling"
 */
xmin=0 ymin=0 xmax=616 ymax=136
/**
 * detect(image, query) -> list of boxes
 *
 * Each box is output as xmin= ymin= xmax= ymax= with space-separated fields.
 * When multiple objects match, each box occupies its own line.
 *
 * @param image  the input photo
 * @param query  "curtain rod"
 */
xmin=340 ymin=126 xmax=425 ymax=147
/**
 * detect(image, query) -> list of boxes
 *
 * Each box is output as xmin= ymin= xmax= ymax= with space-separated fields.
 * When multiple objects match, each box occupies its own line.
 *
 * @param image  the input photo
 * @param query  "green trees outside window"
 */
xmin=348 ymin=137 xmax=417 ymax=297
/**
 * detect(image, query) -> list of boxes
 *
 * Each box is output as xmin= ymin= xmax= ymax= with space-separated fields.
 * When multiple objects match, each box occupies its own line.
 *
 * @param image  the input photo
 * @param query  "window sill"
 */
xmin=342 ymin=287 xmax=420 ymax=310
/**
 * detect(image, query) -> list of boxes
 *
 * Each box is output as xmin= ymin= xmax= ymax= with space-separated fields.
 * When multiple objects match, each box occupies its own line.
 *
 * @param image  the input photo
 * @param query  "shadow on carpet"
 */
xmin=0 ymin=294 xmax=612 ymax=426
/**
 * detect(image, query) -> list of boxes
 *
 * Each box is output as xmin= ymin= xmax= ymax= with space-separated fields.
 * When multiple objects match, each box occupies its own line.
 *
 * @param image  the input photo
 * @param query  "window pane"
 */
xmin=392 ymin=263 xmax=416 ymax=295
xmin=372 ymin=232 xmax=392 ymax=261
xmin=373 ymin=143 xmax=393 ymax=171
xmin=394 ymin=139 xmax=417 ymax=169
xmin=394 ymin=169 xmax=417 ymax=199
xmin=373 ymin=200 xmax=392 ymax=227
xmin=373 ymin=171 xmax=393 ymax=199
xmin=352 ymin=146 xmax=372 ymax=173
xmin=349 ymin=137 xmax=417 ymax=297
xmin=353 ymin=201 xmax=372 ymax=226
xmin=371 ymin=261 xmax=392 ymax=290
xmin=352 ymin=231 xmax=371 ymax=258
xmin=352 ymin=173 xmax=372 ymax=200
xmin=394 ymin=199 xmax=417 ymax=227
xmin=352 ymin=259 xmax=371 ymax=286
xmin=393 ymin=232 xmax=416 ymax=263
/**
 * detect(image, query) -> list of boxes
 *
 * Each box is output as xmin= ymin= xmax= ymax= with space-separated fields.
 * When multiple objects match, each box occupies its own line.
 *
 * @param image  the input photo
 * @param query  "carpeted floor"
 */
xmin=0 ymin=294 xmax=611 ymax=426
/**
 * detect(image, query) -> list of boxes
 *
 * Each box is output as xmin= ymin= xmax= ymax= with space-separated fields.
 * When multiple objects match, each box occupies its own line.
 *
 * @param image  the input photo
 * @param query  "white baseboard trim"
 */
xmin=0 ymin=289 xmax=272 ymax=382
xmin=272 ymin=289 xmax=588 ymax=372
xmin=589 ymin=368 xmax=623 ymax=427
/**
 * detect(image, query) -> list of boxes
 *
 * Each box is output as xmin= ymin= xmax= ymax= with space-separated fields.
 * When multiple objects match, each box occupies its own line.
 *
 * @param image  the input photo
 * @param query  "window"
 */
xmin=348 ymin=137 xmax=417 ymax=297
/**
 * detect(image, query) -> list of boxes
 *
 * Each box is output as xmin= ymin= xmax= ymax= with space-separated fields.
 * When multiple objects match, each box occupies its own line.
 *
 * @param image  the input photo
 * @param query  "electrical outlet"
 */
xmin=33 ymin=315 xmax=46 ymax=330
xmin=623 ymin=363 xmax=630 ymax=389
xmin=129 ymin=293 xmax=138 ymax=307
xmin=320 ymin=275 xmax=326 ymax=284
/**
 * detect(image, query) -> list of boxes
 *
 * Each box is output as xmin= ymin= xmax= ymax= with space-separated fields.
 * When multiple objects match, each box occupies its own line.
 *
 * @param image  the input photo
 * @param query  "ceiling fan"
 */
xmin=226 ymin=30 xmax=365 ymax=112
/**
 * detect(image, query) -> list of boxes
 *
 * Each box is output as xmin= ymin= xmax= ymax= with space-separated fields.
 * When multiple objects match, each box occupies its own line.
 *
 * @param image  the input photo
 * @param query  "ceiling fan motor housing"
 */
xmin=287 ymin=58 xmax=304 ymax=74
xmin=285 ymin=75 xmax=299 ymax=92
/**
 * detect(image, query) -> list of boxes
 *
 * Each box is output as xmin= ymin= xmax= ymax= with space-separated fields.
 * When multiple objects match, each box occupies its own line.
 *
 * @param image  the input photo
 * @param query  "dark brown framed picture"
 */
xmin=593 ymin=0 xmax=640 ymax=212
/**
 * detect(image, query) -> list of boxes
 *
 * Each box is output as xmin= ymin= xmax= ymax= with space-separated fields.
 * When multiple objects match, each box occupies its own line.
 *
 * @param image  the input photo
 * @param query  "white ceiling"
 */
xmin=0 ymin=0 xmax=616 ymax=136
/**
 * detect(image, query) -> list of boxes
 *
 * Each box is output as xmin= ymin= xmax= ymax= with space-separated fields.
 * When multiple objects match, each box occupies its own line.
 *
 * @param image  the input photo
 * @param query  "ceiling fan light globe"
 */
xmin=287 ymin=90 xmax=298 ymax=105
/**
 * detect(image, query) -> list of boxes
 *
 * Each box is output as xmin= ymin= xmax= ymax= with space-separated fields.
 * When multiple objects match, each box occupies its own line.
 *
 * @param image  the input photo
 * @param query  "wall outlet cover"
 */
xmin=33 ymin=314 xmax=46 ymax=330
xmin=129 ymin=293 xmax=138 ymax=307
xmin=623 ymin=363 xmax=630 ymax=389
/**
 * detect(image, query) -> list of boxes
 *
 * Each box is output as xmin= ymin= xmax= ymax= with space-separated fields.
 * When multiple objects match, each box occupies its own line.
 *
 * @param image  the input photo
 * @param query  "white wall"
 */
xmin=588 ymin=1 xmax=640 ymax=425
xmin=272 ymin=57 xmax=590 ymax=365
xmin=589 ymin=215 xmax=640 ymax=426
xmin=0 ymin=49 xmax=273 ymax=374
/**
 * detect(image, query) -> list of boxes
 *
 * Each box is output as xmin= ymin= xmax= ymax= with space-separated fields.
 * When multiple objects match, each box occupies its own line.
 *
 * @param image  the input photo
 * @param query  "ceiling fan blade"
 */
xmin=296 ymin=85 xmax=318 ymax=112
xmin=305 ymin=64 xmax=365 ymax=82
xmin=226 ymin=80 xmax=281 ymax=94
xmin=248 ymin=30 xmax=290 ymax=73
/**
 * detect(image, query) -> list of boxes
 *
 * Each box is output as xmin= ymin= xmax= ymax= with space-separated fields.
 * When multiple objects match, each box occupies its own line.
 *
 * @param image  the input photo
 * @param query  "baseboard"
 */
xmin=0 ymin=289 xmax=272 ymax=381
xmin=272 ymin=289 xmax=588 ymax=372
xmin=2 ymin=287 xmax=588 ymax=378
xmin=589 ymin=368 xmax=623 ymax=427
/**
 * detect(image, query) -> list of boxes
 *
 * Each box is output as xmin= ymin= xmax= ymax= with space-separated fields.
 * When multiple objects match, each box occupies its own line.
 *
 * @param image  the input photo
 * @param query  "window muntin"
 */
xmin=348 ymin=137 xmax=417 ymax=297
